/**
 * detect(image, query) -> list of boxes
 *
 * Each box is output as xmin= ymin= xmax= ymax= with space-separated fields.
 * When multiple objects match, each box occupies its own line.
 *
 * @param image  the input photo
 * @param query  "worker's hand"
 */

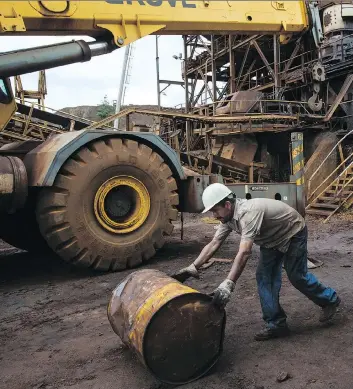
xmin=170 ymin=263 xmax=200 ymax=283
xmin=210 ymin=279 xmax=235 ymax=308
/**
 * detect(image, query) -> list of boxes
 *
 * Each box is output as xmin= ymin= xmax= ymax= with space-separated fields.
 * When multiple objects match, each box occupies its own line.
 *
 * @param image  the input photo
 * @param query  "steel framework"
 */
xmin=174 ymin=1 xmax=353 ymax=183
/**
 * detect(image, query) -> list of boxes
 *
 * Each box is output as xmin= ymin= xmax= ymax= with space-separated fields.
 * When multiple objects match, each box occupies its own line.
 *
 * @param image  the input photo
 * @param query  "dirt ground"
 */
xmin=1 ymin=214 xmax=353 ymax=389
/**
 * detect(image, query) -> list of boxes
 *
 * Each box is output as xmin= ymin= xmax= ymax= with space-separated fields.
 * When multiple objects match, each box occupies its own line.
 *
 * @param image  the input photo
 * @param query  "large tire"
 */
xmin=36 ymin=138 xmax=179 ymax=271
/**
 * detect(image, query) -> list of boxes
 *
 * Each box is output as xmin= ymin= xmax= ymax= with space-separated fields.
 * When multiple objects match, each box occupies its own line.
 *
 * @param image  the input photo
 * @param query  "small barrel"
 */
xmin=108 ymin=269 xmax=226 ymax=384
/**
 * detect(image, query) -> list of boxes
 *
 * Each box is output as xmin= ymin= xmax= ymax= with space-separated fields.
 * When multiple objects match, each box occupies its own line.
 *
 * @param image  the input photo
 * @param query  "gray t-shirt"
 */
xmin=215 ymin=198 xmax=305 ymax=252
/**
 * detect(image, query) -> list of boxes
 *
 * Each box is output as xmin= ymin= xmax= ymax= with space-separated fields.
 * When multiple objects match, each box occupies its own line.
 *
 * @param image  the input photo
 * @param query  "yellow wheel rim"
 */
xmin=94 ymin=175 xmax=151 ymax=234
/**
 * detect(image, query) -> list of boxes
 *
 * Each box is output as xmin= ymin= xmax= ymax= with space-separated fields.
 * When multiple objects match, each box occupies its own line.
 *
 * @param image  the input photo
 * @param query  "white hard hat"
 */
xmin=202 ymin=183 xmax=232 ymax=213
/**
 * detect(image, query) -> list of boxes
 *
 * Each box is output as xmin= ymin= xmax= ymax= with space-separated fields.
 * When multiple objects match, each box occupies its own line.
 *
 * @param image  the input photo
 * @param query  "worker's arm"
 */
xmin=211 ymin=210 xmax=264 ymax=308
xmin=193 ymin=234 xmax=226 ymax=269
xmin=226 ymin=239 xmax=253 ymax=283
xmin=171 ymin=225 xmax=230 ymax=282
xmin=211 ymin=239 xmax=253 ymax=308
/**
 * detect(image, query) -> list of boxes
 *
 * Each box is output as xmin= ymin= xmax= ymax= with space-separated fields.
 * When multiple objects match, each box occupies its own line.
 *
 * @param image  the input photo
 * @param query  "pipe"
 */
xmin=0 ymin=40 xmax=115 ymax=78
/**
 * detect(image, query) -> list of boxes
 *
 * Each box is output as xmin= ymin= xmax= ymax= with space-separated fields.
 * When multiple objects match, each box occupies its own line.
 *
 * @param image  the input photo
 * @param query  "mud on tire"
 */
xmin=36 ymin=138 xmax=179 ymax=271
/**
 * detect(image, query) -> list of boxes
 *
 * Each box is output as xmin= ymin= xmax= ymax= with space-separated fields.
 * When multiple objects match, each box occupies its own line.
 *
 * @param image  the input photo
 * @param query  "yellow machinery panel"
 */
xmin=0 ymin=1 xmax=309 ymax=46
xmin=0 ymin=78 xmax=16 ymax=130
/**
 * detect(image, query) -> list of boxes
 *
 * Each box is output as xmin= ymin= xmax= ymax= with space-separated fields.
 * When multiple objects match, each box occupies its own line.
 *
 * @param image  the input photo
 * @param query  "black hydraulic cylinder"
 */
xmin=0 ymin=40 xmax=114 ymax=77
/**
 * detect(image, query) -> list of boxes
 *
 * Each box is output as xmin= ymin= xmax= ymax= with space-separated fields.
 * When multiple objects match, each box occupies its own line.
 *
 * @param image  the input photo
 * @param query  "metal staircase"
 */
xmin=306 ymin=130 xmax=353 ymax=222
xmin=306 ymin=164 xmax=353 ymax=221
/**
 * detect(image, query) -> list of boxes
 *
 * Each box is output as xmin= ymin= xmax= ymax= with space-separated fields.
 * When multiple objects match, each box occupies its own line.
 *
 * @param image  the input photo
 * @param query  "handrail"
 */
xmin=15 ymin=97 xmax=115 ymax=129
xmin=307 ymin=127 xmax=353 ymax=199
xmin=324 ymin=173 xmax=353 ymax=223
xmin=334 ymin=173 xmax=353 ymax=203
xmin=306 ymin=158 xmax=353 ymax=209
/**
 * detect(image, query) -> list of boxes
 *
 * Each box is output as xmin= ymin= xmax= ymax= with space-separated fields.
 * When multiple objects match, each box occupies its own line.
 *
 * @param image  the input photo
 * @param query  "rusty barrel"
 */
xmin=107 ymin=269 xmax=226 ymax=384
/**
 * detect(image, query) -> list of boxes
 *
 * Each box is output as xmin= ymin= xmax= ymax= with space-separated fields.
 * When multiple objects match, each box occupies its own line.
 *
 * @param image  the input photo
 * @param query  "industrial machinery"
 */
xmin=0 ymin=1 xmax=313 ymax=270
xmin=175 ymin=1 xmax=353 ymax=220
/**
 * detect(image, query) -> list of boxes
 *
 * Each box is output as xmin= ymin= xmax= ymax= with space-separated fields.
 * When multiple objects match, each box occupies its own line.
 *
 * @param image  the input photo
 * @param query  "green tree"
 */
xmin=97 ymin=95 xmax=115 ymax=119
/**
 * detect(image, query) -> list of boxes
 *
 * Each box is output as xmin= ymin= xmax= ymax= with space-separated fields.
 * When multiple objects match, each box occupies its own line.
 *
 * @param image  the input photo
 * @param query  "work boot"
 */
xmin=254 ymin=326 xmax=290 ymax=341
xmin=319 ymin=296 xmax=341 ymax=323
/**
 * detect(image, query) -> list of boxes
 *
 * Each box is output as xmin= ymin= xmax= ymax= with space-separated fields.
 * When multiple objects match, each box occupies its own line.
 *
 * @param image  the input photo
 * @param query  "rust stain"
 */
xmin=107 ymin=269 xmax=226 ymax=385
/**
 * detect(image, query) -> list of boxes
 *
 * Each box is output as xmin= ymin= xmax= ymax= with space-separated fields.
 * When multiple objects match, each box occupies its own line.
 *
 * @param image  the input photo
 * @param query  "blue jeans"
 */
xmin=256 ymin=226 xmax=338 ymax=329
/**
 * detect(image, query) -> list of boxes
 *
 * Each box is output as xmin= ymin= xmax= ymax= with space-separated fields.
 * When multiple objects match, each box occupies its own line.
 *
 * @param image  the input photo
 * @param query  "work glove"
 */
xmin=171 ymin=263 xmax=200 ymax=283
xmin=210 ymin=279 xmax=235 ymax=308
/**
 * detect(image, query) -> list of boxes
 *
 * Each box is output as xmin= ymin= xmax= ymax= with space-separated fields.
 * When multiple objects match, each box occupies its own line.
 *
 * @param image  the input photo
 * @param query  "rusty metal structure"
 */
xmin=154 ymin=1 xmax=353 ymax=191
xmin=1 ymin=71 xmax=112 ymax=146
xmin=0 ymin=97 xmax=108 ymax=145
xmin=15 ymin=70 xmax=47 ymax=106
xmin=108 ymin=269 xmax=225 ymax=384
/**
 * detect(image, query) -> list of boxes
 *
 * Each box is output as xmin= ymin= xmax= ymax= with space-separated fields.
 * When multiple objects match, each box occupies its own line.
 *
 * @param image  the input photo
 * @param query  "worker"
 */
xmin=172 ymin=183 xmax=340 ymax=341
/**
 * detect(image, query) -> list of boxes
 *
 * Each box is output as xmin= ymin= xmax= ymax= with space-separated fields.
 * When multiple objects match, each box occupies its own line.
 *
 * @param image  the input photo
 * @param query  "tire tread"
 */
xmin=36 ymin=138 xmax=179 ymax=271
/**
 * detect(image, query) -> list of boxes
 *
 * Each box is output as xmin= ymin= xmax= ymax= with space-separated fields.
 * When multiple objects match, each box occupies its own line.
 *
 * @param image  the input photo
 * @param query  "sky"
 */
xmin=0 ymin=35 xmax=186 ymax=110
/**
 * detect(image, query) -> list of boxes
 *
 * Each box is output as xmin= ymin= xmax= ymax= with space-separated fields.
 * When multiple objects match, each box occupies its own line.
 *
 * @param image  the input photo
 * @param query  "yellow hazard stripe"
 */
xmin=296 ymin=176 xmax=304 ymax=186
xmin=292 ymin=145 xmax=303 ymax=159
xmin=128 ymin=282 xmax=196 ymax=355
xmin=293 ymin=161 xmax=304 ymax=175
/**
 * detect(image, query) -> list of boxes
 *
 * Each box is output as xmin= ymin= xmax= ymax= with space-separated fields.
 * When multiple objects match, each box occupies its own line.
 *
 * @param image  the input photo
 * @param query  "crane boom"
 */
xmin=0 ymin=40 xmax=114 ymax=77
xmin=1 ymin=1 xmax=309 ymax=48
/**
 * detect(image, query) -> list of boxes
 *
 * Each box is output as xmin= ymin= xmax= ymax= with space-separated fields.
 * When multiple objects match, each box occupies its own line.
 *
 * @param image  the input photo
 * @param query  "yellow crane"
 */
xmin=0 ymin=1 xmax=308 ymax=44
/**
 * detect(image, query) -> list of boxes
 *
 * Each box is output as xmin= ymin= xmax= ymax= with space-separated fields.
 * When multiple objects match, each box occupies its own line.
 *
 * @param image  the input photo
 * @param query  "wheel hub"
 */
xmin=94 ymin=176 xmax=151 ymax=234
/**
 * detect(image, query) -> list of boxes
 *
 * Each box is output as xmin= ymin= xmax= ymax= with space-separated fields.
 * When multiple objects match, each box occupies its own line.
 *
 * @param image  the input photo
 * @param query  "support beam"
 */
xmin=235 ymin=43 xmax=251 ymax=91
xmin=229 ymin=35 xmax=236 ymax=94
xmin=160 ymin=80 xmax=184 ymax=86
xmin=189 ymin=38 xmax=198 ymax=59
xmin=324 ymin=74 xmax=353 ymax=121
xmin=155 ymin=36 xmax=161 ymax=112
xmin=284 ymin=37 xmax=302 ymax=73
xmin=199 ymin=36 xmax=212 ymax=54
xmin=231 ymin=35 xmax=261 ymax=51
xmin=273 ymin=34 xmax=280 ymax=98
xmin=114 ymin=44 xmax=133 ymax=129
xmin=252 ymin=40 xmax=275 ymax=79
xmin=189 ymin=76 xmax=198 ymax=107
xmin=183 ymin=35 xmax=191 ymax=166
xmin=218 ymin=80 xmax=230 ymax=101
xmin=238 ymin=60 xmax=256 ymax=91
xmin=197 ymin=68 xmax=214 ymax=102
xmin=192 ymin=84 xmax=205 ymax=106
xmin=211 ymin=35 xmax=217 ymax=108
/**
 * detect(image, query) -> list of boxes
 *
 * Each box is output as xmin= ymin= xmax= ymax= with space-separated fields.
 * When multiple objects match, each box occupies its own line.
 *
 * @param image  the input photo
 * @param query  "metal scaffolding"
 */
xmin=114 ymin=43 xmax=134 ymax=130
xmin=175 ymin=2 xmax=353 ymax=183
